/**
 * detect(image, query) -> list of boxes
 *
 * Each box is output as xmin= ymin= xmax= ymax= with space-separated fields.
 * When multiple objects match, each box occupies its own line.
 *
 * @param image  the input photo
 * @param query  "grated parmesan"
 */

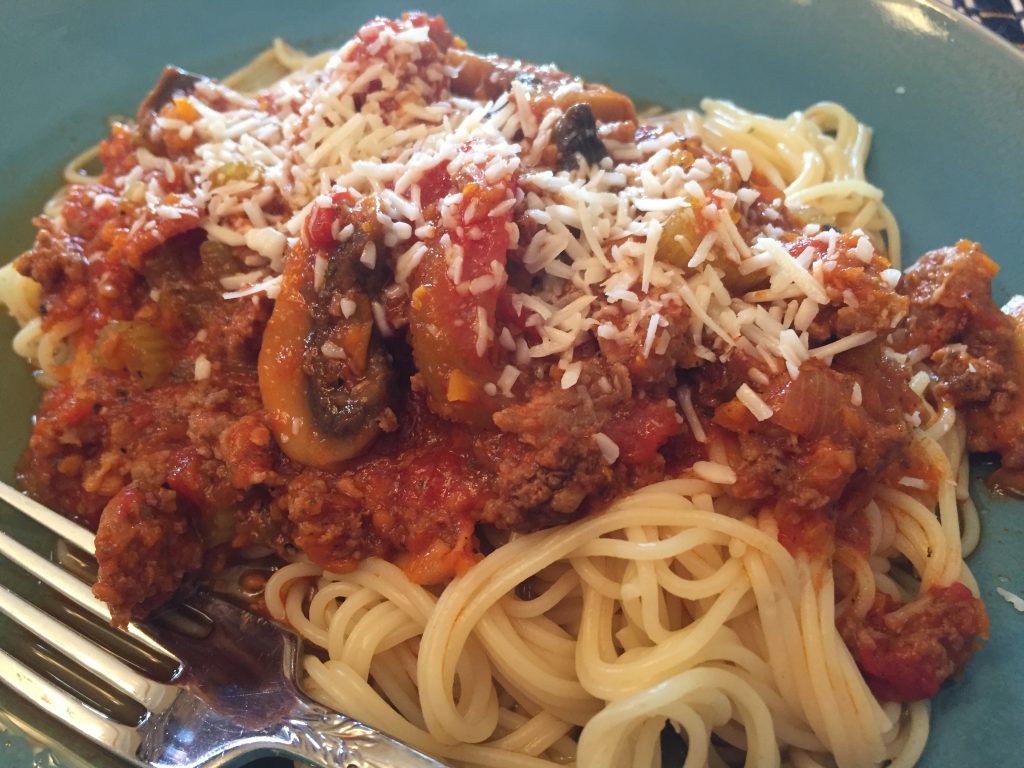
xmin=560 ymin=361 xmax=582 ymax=389
xmin=194 ymin=354 xmax=211 ymax=381
xmin=736 ymin=383 xmax=773 ymax=422
xmin=693 ymin=461 xmax=737 ymax=485
xmin=593 ymin=433 xmax=620 ymax=464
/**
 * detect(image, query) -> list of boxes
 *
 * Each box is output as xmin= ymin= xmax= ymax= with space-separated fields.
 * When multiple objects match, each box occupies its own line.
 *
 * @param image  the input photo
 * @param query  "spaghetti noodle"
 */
xmin=265 ymin=405 xmax=973 ymax=768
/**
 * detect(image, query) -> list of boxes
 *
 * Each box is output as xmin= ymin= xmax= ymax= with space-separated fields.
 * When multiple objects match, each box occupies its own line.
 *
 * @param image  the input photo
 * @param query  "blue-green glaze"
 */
xmin=0 ymin=2 xmax=1021 ymax=766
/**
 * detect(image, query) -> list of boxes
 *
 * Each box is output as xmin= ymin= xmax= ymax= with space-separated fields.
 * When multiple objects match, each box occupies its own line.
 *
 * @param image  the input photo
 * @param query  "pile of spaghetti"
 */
xmin=3 ymin=14 xmax=1022 ymax=768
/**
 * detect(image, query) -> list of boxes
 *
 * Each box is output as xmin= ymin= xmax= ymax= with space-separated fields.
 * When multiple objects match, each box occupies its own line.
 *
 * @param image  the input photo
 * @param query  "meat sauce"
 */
xmin=8 ymin=14 xmax=1012 ymax=703
xmin=838 ymin=583 xmax=989 ymax=701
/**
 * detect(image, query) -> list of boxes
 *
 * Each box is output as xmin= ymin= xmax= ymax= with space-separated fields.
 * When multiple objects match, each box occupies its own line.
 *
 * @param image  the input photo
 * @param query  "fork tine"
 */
xmin=0 ymin=647 xmax=140 ymax=758
xmin=0 ymin=529 xmax=176 ymax=658
xmin=0 ymin=584 xmax=178 ymax=712
xmin=0 ymin=481 xmax=95 ymax=554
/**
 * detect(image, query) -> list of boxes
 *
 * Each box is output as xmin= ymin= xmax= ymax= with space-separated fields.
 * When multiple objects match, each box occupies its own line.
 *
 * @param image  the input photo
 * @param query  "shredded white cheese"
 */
xmin=194 ymin=354 xmax=211 ymax=381
xmin=736 ymin=383 xmax=773 ymax=422
xmin=593 ymin=432 xmax=620 ymax=464
xmin=693 ymin=461 xmax=737 ymax=485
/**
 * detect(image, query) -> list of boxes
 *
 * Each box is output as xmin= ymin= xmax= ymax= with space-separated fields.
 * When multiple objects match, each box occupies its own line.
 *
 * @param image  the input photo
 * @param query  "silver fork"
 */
xmin=0 ymin=481 xmax=448 ymax=768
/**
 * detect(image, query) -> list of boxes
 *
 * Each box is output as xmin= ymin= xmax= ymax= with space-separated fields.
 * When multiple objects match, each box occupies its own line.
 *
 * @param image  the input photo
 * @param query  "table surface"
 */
xmin=946 ymin=0 xmax=1024 ymax=47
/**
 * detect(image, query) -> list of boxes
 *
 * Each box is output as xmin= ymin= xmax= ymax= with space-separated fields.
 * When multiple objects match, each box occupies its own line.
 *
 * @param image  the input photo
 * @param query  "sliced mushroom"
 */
xmin=303 ymin=230 xmax=395 ymax=440
xmin=554 ymin=103 xmax=607 ymax=170
xmin=259 ymin=203 xmax=396 ymax=469
xmin=136 ymin=66 xmax=201 ymax=147
xmin=448 ymin=48 xmax=567 ymax=100
xmin=447 ymin=49 xmax=636 ymax=123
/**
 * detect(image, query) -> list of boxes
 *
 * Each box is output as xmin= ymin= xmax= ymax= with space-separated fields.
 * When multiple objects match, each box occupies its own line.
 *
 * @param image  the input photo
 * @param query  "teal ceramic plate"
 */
xmin=1 ymin=1 xmax=1022 ymax=765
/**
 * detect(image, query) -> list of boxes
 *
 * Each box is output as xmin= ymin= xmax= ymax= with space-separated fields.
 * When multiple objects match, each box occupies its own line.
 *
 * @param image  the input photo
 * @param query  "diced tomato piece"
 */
xmin=407 ymin=141 xmax=517 ymax=425
xmin=495 ymin=292 xmax=527 ymax=331
xmin=165 ymin=447 xmax=207 ymax=508
xmin=304 ymin=191 xmax=357 ymax=250
xmin=40 ymin=385 xmax=97 ymax=427
xmin=602 ymin=399 xmax=681 ymax=465
xmin=305 ymin=206 xmax=336 ymax=250
xmin=417 ymin=162 xmax=452 ymax=208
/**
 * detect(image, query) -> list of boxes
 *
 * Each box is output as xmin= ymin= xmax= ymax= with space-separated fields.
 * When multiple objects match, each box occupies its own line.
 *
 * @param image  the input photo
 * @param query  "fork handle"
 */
xmin=277 ymin=702 xmax=449 ymax=768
